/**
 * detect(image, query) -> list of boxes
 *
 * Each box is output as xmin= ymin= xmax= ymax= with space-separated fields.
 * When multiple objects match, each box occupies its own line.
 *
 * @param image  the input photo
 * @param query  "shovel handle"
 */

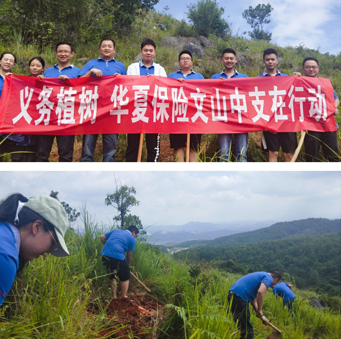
xmin=268 ymin=321 xmax=282 ymax=334
xmin=130 ymin=272 xmax=151 ymax=293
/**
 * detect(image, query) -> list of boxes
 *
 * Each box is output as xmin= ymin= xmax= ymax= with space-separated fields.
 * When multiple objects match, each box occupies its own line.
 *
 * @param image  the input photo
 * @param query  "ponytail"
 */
xmin=0 ymin=193 xmax=28 ymax=224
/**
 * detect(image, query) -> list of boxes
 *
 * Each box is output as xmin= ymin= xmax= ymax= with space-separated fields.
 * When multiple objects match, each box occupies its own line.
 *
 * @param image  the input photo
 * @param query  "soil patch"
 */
xmin=97 ymin=292 xmax=164 ymax=339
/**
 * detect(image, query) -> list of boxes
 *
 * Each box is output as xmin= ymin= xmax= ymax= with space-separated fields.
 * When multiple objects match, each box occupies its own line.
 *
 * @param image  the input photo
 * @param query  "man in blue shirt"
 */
xmin=100 ymin=226 xmax=138 ymax=299
xmin=125 ymin=38 xmax=167 ymax=162
xmin=79 ymin=39 xmax=126 ymax=162
xmin=35 ymin=42 xmax=81 ymax=162
xmin=168 ymin=50 xmax=204 ymax=162
xmin=258 ymin=48 xmax=297 ymax=162
xmin=273 ymin=282 xmax=295 ymax=312
xmin=298 ymin=57 xmax=339 ymax=162
xmin=228 ymin=269 xmax=282 ymax=339
xmin=211 ymin=48 xmax=249 ymax=162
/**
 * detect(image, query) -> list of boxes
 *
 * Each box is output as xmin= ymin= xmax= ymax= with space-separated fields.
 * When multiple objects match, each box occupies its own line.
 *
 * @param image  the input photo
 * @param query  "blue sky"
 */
xmin=154 ymin=0 xmax=341 ymax=55
xmin=1 ymin=171 xmax=340 ymax=227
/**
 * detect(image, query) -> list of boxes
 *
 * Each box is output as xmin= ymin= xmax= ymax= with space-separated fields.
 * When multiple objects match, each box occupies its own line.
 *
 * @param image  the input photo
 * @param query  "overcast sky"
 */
xmin=1 ymin=171 xmax=340 ymax=228
xmin=154 ymin=0 xmax=341 ymax=55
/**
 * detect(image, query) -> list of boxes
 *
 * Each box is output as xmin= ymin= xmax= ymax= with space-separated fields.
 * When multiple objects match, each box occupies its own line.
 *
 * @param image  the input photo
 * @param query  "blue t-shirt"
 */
xmin=79 ymin=58 xmax=126 ymax=76
xmin=0 ymin=75 xmax=4 ymax=98
xmin=0 ymin=222 xmax=20 ymax=305
xmin=101 ymin=229 xmax=136 ymax=260
xmin=230 ymin=271 xmax=273 ymax=302
xmin=273 ymin=282 xmax=295 ymax=303
xmin=258 ymin=70 xmax=288 ymax=77
xmin=44 ymin=64 xmax=81 ymax=78
xmin=139 ymin=61 xmax=155 ymax=76
xmin=211 ymin=69 xmax=248 ymax=79
xmin=168 ymin=70 xmax=205 ymax=80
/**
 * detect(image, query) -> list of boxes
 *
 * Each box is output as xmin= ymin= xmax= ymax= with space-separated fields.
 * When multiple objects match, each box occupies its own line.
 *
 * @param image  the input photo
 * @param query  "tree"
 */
xmin=187 ymin=0 xmax=230 ymax=38
xmin=105 ymin=184 xmax=145 ymax=234
xmin=242 ymin=3 xmax=273 ymax=41
xmin=50 ymin=191 xmax=80 ymax=224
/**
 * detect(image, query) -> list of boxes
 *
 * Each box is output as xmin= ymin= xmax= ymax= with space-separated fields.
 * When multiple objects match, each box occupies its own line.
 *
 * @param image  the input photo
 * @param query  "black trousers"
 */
xmin=35 ymin=135 xmax=75 ymax=162
xmin=304 ymin=131 xmax=339 ymax=162
xmin=125 ymin=133 xmax=160 ymax=162
xmin=227 ymin=293 xmax=254 ymax=339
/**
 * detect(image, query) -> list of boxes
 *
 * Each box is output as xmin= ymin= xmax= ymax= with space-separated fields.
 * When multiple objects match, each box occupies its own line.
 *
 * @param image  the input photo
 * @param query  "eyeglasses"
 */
xmin=48 ymin=230 xmax=60 ymax=252
xmin=56 ymin=50 xmax=72 ymax=54
xmin=304 ymin=66 xmax=318 ymax=70
xmin=180 ymin=57 xmax=192 ymax=61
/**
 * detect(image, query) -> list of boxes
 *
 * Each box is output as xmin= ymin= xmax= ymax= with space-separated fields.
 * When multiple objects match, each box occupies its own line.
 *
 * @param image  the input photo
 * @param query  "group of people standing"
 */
xmin=0 ymin=38 xmax=339 ymax=162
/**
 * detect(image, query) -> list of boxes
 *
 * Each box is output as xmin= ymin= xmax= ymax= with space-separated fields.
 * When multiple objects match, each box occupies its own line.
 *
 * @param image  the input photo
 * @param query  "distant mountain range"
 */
xmin=146 ymin=220 xmax=276 ymax=245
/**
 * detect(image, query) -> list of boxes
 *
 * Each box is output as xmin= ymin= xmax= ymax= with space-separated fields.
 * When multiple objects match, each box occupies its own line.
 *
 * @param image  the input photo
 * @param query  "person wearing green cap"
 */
xmin=0 ymin=193 xmax=69 ymax=305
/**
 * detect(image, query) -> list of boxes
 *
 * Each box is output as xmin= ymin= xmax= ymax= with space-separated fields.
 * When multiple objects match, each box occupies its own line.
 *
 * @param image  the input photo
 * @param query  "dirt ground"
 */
xmin=97 ymin=292 xmax=164 ymax=339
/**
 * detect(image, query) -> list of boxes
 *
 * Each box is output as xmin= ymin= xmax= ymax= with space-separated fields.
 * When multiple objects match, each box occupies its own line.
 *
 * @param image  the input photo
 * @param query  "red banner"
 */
xmin=0 ymin=74 xmax=337 ymax=135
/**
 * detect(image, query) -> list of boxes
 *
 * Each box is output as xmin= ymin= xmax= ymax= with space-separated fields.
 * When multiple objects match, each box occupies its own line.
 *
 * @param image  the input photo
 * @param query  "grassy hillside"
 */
xmin=1 ymin=11 xmax=340 ymax=161
xmin=1 ymin=213 xmax=341 ymax=338
xmin=174 ymin=232 xmax=341 ymax=295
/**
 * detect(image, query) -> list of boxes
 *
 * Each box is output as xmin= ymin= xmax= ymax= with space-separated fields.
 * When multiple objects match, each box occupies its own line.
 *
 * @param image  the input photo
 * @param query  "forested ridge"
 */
xmin=172 ymin=218 xmax=341 ymax=248
xmin=174 ymin=230 xmax=341 ymax=295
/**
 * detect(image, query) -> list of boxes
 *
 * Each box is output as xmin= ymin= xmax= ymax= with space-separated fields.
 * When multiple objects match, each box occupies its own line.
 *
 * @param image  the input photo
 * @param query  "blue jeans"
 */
xmin=80 ymin=134 xmax=117 ymax=162
xmin=218 ymin=133 xmax=248 ymax=162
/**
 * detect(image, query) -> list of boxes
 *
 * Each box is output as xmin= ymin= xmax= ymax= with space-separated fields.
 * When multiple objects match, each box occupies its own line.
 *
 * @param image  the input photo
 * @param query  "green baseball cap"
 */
xmin=25 ymin=195 xmax=70 ymax=257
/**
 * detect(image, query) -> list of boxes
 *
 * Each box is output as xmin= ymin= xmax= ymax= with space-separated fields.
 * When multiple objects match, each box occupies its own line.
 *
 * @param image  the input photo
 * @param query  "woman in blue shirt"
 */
xmin=0 ymin=193 xmax=70 ymax=305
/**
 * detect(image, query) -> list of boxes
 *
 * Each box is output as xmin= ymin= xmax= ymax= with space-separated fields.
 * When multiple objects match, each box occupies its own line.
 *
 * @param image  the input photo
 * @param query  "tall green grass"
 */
xmin=1 ymin=214 xmax=340 ymax=338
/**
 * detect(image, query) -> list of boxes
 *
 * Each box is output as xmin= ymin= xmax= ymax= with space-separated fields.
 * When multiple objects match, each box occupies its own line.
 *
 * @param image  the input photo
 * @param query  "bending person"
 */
xmin=0 ymin=193 xmax=70 ymax=305
xmin=100 ymin=225 xmax=138 ymax=298
xmin=227 ymin=269 xmax=282 ymax=339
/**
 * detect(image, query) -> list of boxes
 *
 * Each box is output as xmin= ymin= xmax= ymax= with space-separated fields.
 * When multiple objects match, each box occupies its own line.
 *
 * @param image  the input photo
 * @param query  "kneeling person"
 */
xmin=168 ymin=50 xmax=204 ymax=162
xmin=100 ymin=226 xmax=138 ymax=298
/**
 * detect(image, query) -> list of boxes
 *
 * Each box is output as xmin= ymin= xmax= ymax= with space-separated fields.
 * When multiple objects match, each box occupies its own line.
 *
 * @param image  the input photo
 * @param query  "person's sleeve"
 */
xmin=78 ymin=62 xmax=92 ymax=76
xmin=127 ymin=64 xmax=134 ymax=75
xmin=0 ymin=253 xmax=17 ymax=305
xmin=333 ymin=91 xmax=338 ymax=100
xmin=104 ymin=230 xmax=113 ymax=239
xmin=261 ymin=274 xmax=273 ymax=288
xmin=160 ymin=66 xmax=167 ymax=77
xmin=273 ymin=287 xmax=277 ymax=296
xmin=211 ymin=74 xmax=219 ymax=79
xmin=129 ymin=238 xmax=136 ymax=252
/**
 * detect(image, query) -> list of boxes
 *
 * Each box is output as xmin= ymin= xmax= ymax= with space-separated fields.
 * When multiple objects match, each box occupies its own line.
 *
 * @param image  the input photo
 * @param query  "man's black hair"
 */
xmin=268 ymin=269 xmax=282 ymax=280
xmin=0 ymin=51 xmax=16 ymax=63
xmin=178 ymin=50 xmax=193 ymax=61
xmin=99 ymin=38 xmax=115 ymax=48
xmin=55 ymin=42 xmax=74 ymax=52
xmin=302 ymin=57 xmax=319 ymax=67
xmin=128 ymin=225 xmax=139 ymax=234
xmin=141 ymin=38 xmax=156 ymax=50
xmin=222 ymin=48 xmax=236 ymax=57
xmin=29 ymin=56 xmax=45 ymax=68
xmin=263 ymin=48 xmax=278 ymax=59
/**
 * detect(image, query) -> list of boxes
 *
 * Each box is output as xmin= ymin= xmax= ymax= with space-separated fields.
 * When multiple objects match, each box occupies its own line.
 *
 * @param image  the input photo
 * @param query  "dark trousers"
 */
xmin=304 ymin=131 xmax=339 ymax=162
xmin=227 ymin=293 xmax=254 ymax=339
xmin=125 ymin=133 xmax=160 ymax=162
xmin=35 ymin=135 xmax=74 ymax=162
xmin=0 ymin=138 xmax=37 ymax=162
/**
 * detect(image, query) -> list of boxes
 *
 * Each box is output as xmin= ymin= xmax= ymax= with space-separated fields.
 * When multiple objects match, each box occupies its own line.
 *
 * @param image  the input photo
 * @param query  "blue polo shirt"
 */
xmin=211 ymin=69 xmax=248 ymax=79
xmin=139 ymin=60 xmax=155 ymax=76
xmin=229 ymin=271 xmax=273 ymax=302
xmin=258 ymin=70 xmax=288 ymax=77
xmin=44 ymin=64 xmax=81 ymax=78
xmin=0 ymin=222 xmax=20 ymax=305
xmin=273 ymin=282 xmax=295 ymax=303
xmin=0 ymin=75 xmax=4 ymax=98
xmin=79 ymin=57 xmax=126 ymax=76
xmin=101 ymin=229 xmax=136 ymax=260
xmin=168 ymin=70 xmax=205 ymax=80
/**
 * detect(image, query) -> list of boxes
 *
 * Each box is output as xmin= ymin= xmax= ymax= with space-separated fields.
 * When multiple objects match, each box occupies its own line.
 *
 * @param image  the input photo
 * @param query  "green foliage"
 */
xmin=242 ymin=3 xmax=273 ymax=41
xmin=174 ymin=20 xmax=196 ymax=37
xmin=187 ymin=0 xmax=230 ymax=38
xmin=49 ymin=190 xmax=80 ymax=224
xmin=104 ymin=184 xmax=145 ymax=234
